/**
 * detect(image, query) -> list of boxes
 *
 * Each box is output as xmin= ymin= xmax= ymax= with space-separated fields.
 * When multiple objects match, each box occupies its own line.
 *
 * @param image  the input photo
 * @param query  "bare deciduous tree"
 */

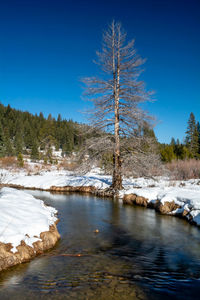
xmin=82 ymin=21 xmax=153 ymax=193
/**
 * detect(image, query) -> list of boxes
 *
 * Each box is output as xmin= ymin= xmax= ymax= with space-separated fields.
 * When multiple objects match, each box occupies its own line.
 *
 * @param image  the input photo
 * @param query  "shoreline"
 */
xmin=1 ymin=183 xmax=198 ymax=228
xmin=0 ymin=187 xmax=60 ymax=272
xmin=0 ymin=221 xmax=60 ymax=272
xmin=1 ymin=176 xmax=200 ymax=272
xmin=1 ymin=169 xmax=200 ymax=272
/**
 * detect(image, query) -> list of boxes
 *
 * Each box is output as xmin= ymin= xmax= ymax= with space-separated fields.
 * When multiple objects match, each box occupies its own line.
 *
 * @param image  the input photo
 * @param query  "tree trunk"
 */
xmin=112 ymin=151 xmax=122 ymax=191
xmin=112 ymin=87 xmax=122 ymax=191
xmin=112 ymin=29 xmax=122 ymax=192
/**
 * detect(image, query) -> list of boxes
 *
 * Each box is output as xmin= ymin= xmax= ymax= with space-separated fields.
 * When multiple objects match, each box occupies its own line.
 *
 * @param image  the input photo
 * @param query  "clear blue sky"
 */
xmin=0 ymin=0 xmax=199 ymax=143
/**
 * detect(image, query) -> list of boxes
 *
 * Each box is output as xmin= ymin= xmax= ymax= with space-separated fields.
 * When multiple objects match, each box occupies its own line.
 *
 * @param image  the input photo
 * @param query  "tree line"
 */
xmin=160 ymin=112 xmax=200 ymax=162
xmin=0 ymin=102 xmax=199 ymax=166
xmin=0 ymin=103 xmax=82 ymax=162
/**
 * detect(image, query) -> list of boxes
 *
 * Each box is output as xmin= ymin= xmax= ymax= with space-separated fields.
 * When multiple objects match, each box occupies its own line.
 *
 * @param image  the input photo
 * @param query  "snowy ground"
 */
xmin=0 ymin=168 xmax=112 ymax=190
xmin=0 ymin=187 xmax=58 ymax=253
xmin=120 ymin=177 xmax=200 ymax=226
xmin=1 ymin=167 xmax=200 ymax=227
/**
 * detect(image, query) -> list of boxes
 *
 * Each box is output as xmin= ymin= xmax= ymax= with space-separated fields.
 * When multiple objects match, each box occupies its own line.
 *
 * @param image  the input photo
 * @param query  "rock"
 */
xmin=135 ymin=196 xmax=148 ymax=207
xmin=158 ymin=201 xmax=180 ymax=214
xmin=182 ymin=209 xmax=189 ymax=217
xmin=0 ymin=222 xmax=60 ymax=272
xmin=123 ymin=194 xmax=148 ymax=207
xmin=123 ymin=194 xmax=137 ymax=205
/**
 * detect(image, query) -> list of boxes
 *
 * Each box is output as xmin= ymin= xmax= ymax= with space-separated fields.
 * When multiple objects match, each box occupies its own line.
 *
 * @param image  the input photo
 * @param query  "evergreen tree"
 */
xmin=57 ymin=114 xmax=62 ymax=123
xmin=45 ymin=145 xmax=53 ymax=163
xmin=0 ymin=102 xmax=84 ymax=159
xmin=0 ymin=123 xmax=5 ymax=157
xmin=197 ymin=122 xmax=200 ymax=154
xmin=17 ymin=153 xmax=24 ymax=167
xmin=39 ymin=112 xmax=44 ymax=120
xmin=170 ymin=138 xmax=176 ymax=147
xmin=185 ymin=113 xmax=199 ymax=157
xmin=61 ymin=143 xmax=68 ymax=157
xmin=47 ymin=114 xmax=53 ymax=122
xmin=14 ymin=132 xmax=23 ymax=155
xmin=4 ymin=128 xmax=14 ymax=156
xmin=160 ymin=144 xmax=176 ymax=162
xmin=143 ymin=122 xmax=157 ymax=140
xmin=31 ymin=140 xmax=39 ymax=160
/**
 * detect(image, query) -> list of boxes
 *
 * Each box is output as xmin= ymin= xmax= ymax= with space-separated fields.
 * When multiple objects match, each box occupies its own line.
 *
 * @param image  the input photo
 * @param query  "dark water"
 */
xmin=1 ymin=191 xmax=200 ymax=300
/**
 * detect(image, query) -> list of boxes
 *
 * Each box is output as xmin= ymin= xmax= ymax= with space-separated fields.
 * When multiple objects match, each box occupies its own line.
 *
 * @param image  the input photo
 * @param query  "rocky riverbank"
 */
xmin=0 ymin=188 xmax=60 ymax=272
xmin=1 ymin=168 xmax=200 ymax=251
xmin=0 ymin=222 xmax=60 ymax=272
xmin=123 ymin=193 xmax=191 ymax=221
xmin=1 ymin=181 xmax=199 ymax=228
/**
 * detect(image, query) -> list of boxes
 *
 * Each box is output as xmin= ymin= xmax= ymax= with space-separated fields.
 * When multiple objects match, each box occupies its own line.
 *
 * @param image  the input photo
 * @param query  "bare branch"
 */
xmin=81 ymin=21 xmax=158 ymax=189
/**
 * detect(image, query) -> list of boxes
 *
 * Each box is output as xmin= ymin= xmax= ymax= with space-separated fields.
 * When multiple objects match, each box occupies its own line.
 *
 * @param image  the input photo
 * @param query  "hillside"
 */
xmin=0 ymin=103 xmax=82 ymax=162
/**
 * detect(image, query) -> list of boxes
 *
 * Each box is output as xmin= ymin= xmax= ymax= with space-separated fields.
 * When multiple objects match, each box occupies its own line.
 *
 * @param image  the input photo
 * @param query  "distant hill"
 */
xmin=0 ymin=103 xmax=82 ymax=161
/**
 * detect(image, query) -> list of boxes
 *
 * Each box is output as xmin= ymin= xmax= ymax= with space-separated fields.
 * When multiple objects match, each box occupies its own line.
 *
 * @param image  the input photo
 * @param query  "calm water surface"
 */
xmin=1 ymin=191 xmax=200 ymax=299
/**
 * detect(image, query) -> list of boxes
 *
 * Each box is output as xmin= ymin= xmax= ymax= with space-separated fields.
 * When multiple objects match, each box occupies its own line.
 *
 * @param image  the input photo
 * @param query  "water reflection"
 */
xmin=0 ymin=191 xmax=200 ymax=299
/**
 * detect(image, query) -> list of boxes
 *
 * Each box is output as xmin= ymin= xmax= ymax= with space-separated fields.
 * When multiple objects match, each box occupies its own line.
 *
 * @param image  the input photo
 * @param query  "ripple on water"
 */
xmin=1 ymin=191 xmax=200 ymax=300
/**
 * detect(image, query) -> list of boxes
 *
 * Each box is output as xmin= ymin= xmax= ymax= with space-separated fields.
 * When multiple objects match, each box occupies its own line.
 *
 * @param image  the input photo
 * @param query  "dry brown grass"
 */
xmin=57 ymin=160 xmax=78 ymax=171
xmin=0 ymin=157 xmax=18 ymax=169
xmin=0 ymin=157 xmax=44 ymax=173
xmin=0 ymin=156 xmax=33 ymax=172
xmin=166 ymin=159 xmax=200 ymax=180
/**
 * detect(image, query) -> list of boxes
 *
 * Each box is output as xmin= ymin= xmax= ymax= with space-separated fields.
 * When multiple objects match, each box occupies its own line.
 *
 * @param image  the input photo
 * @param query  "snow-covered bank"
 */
xmin=0 ymin=188 xmax=58 ymax=252
xmin=120 ymin=178 xmax=200 ymax=226
xmin=0 ymin=187 xmax=60 ymax=271
xmin=1 ymin=168 xmax=200 ymax=227
xmin=1 ymin=169 xmax=111 ymax=190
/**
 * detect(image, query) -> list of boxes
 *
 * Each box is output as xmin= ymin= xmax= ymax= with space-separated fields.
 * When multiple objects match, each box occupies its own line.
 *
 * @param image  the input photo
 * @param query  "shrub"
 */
xmin=0 ymin=156 xmax=17 ymax=168
xmin=166 ymin=159 xmax=200 ymax=180
xmin=58 ymin=160 xmax=78 ymax=171
xmin=17 ymin=153 xmax=24 ymax=168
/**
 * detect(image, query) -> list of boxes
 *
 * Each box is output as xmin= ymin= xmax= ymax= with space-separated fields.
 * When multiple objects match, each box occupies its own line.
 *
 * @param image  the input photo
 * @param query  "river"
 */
xmin=0 ymin=191 xmax=200 ymax=299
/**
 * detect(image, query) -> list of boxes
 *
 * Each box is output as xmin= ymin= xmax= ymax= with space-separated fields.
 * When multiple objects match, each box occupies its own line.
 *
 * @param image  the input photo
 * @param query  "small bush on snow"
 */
xmin=167 ymin=159 xmax=200 ymax=180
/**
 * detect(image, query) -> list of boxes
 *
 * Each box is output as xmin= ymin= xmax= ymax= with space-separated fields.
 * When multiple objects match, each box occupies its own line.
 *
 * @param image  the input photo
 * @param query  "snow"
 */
xmin=190 ymin=210 xmax=200 ymax=225
xmin=1 ymin=166 xmax=200 ymax=226
xmin=1 ymin=169 xmax=112 ymax=190
xmin=0 ymin=187 xmax=58 ymax=252
xmin=120 ymin=180 xmax=200 ymax=225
